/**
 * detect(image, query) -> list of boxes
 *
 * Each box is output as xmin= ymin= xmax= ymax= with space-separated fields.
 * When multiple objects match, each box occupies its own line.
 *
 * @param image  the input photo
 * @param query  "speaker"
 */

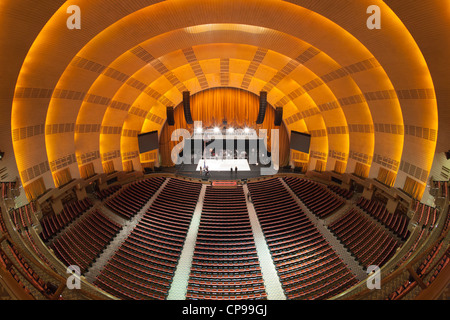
xmin=166 ymin=106 xmax=175 ymax=126
xmin=183 ymin=91 xmax=193 ymax=124
xmin=256 ymin=91 xmax=267 ymax=124
xmin=274 ymin=107 xmax=283 ymax=126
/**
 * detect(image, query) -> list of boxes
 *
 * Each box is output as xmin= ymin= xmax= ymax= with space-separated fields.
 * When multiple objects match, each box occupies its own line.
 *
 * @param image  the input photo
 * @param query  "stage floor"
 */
xmin=196 ymin=159 xmax=251 ymax=171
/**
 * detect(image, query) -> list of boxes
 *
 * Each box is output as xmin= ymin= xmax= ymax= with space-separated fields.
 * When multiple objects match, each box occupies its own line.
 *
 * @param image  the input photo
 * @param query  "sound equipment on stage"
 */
xmin=256 ymin=91 xmax=267 ymax=124
xmin=166 ymin=106 xmax=175 ymax=126
xmin=274 ymin=107 xmax=283 ymax=126
xmin=183 ymin=91 xmax=193 ymax=124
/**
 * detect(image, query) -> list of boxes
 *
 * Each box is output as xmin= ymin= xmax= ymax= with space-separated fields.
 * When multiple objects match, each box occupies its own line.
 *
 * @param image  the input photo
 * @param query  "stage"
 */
xmin=196 ymin=159 xmax=251 ymax=172
xmin=170 ymin=159 xmax=275 ymax=181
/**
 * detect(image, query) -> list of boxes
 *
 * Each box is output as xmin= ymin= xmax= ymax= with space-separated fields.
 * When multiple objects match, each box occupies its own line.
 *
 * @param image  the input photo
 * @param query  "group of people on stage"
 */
xmin=199 ymin=165 xmax=210 ymax=177
xmin=198 ymin=163 xmax=239 ymax=177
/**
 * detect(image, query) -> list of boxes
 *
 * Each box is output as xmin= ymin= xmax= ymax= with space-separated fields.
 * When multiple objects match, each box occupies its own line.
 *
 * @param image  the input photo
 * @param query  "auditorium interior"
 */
xmin=0 ymin=0 xmax=449 ymax=301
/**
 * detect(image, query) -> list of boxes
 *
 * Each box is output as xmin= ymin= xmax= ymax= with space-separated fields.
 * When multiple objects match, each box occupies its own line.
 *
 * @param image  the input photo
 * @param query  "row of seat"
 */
xmin=1 ymin=181 xmax=16 ymax=199
xmin=6 ymin=240 xmax=58 ymax=298
xmin=283 ymin=176 xmax=345 ymax=218
xmin=356 ymin=197 xmax=410 ymax=240
xmin=186 ymin=186 xmax=267 ymax=300
xmin=328 ymin=185 xmax=354 ymax=200
xmin=40 ymin=198 xmax=93 ymax=242
xmin=50 ymin=208 xmax=122 ymax=274
xmin=328 ymin=208 xmax=399 ymax=269
xmin=95 ymin=185 xmax=121 ymax=200
xmin=0 ymin=248 xmax=34 ymax=298
xmin=247 ymin=178 xmax=358 ymax=300
xmin=432 ymin=180 xmax=448 ymax=199
xmin=396 ymin=228 xmax=429 ymax=268
xmin=10 ymin=202 xmax=37 ymax=231
xmin=387 ymin=240 xmax=448 ymax=300
xmin=21 ymin=229 xmax=57 ymax=272
xmin=95 ymin=178 xmax=202 ymax=300
xmin=0 ymin=209 xmax=8 ymax=234
xmin=413 ymin=201 xmax=440 ymax=229
xmin=104 ymin=177 xmax=165 ymax=219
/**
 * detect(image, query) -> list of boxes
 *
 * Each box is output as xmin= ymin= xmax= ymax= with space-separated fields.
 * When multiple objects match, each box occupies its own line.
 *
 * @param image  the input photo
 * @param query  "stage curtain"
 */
xmin=53 ymin=168 xmax=72 ymax=188
xmin=159 ymin=88 xmax=290 ymax=167
xmin=79 ymin=163 xmax=95 ymax=179
xmin=315 ymin=160 xmax=326 ymax=172
xmin=354 ymin=162 xmax=370 ymax=178
xmin=24 ymin=177 xmax=46 ymax=201
xmin=102 ymin=161 xmax=115 ymax=175
xmin=377 ymin=167 xmax=396 ymax=187
xmin=334 ymin=161 xmax=346 ymax=174
xmin=123 ymin=160 xmax=134 ymax=172
xmin=403 ymin=176 xmax=426 ymax=199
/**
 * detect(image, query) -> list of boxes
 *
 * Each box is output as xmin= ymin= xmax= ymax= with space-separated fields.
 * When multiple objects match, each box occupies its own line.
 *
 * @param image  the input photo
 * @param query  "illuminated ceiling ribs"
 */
xmin=11 ymin=0 xmax=437 ymax=197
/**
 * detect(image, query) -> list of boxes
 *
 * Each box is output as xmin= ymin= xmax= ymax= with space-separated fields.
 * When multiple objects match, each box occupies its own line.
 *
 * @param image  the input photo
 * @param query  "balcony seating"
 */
xmin=10 ymin=202 xmax=38 ymax=231
xmin=412 ymin=201 xmax=440 ymax=230
xmin=0 ymin=248 xmax=34 ymax=298
xmin=6 ymin=240 xmax=57 ymax=298
xmin=1 ymin=181 xmax=16 ymax=199
xmin=95 ymin=185 xmax=121 ymax=200
xmin=329 ymin=208 xmax=399 ymax=269
xmin=283 ymin=176 xmax=345 ymax=218
xmin=247 ymin=178 xmax=358 ymax=300
xmin=356 ymin=197 xmax=410 ymax=240
xmin=40 ymin=198 xmax=93 ymax=242
xmin=104 ymin=177 xmax=165 ymax=219
xmin=328 ymin=185 xmax=354 ymax=200
xmin=186 ymin=186 xmax=267 ymax=300
xmin=387 ymin=241 xmax=448 ymax=300
xmin=94 ymin=178 xmax=202 ymax=300
xmin=50 ymin=209 xmax=122 ymax=274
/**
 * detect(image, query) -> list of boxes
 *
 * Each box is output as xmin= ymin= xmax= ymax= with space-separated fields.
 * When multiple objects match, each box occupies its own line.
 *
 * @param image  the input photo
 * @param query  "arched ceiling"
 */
xmin=5 ymin=0 xmax=441 ymax=199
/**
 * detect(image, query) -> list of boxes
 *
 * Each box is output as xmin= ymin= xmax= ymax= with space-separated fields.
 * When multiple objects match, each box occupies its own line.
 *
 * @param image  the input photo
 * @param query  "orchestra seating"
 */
xmin=247 ymin=178 xmax=358 ymax=300
xmin=94 ymin=178 xmax=202 ymax=300
xmin=104 ymin=177 xmax=165 ymax=219
xmin=413 ymin=201 xmax=440 ymax=229
xmin=40 ymin=198 xmax=93 ymax=242
xmin=186 ymin=186 xmax=266 ymax=300
xmin=328 ymin=185 xmax=354 ymax=200
xmin=49 ymin=209 xmax=122 ymax=274
xmin=328 ymin=208 xmax=399 ymax=269
xmin=356 ymin=198 xmax=410 ymax=240
xmin=283 ymin=176 xmax=345 ymax=218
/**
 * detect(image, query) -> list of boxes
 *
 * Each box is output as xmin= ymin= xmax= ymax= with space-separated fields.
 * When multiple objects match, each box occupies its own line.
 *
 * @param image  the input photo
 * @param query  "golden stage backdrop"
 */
xmin=159 ymin=88 xmax=290 ymax=167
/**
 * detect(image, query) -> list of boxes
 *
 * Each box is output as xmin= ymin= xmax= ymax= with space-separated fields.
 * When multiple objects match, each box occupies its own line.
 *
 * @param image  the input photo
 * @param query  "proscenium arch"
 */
xmin=11 ymin=0 xmax=436 ymax=199
xmin=155 ymin=86 xmax=292 ymax=169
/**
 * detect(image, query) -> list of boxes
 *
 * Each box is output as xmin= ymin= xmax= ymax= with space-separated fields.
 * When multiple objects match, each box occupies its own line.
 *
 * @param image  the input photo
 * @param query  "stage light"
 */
xmin=227 ymin=127 xmax=234 ymax=133
xmin=196 ymin=127 xmax=203 ymax=134
xmin=214 ymin=127 xmax=220 ymax=133
xmin=244 ymin=127 xmax=250 ymax=133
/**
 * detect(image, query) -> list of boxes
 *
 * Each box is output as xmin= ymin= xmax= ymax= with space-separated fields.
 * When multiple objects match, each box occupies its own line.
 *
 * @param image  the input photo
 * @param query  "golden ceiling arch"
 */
xmin=11 ymin=0 xmax=437 ymax=199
